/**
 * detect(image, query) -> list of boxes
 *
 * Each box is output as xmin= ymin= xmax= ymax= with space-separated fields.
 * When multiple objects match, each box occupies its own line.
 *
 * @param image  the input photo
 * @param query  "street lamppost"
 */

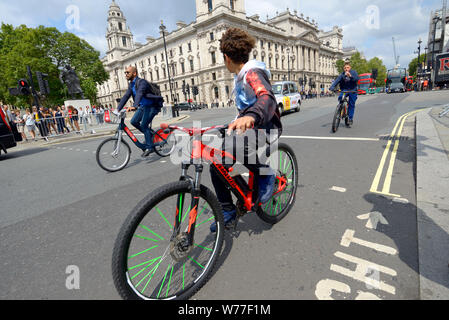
xmin=160 ymin=20 xmax=177 ymax=117
xmin=286 ymin=47 xmax=291 ymax=81
xmin=431 ymin=13 xmax=442 ymax=89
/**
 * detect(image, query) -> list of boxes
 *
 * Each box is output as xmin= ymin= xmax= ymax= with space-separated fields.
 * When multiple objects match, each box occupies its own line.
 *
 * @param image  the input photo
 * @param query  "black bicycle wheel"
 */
xmin=96 ymin=137 xmax=131 ymax=172
xmin=256 ymin=143 xmax=299 ymax=225
xmin=332 ymin=104 xmax=343 ymax=133
xmin=154 ymin=129 xmax=176 ymax=157
xmin=112 ymin=181 xmax=224 ymax=300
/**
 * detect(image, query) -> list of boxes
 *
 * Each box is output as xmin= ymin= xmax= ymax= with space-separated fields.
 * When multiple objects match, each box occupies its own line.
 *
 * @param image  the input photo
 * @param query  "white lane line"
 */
xmin=281 ymin=136 xmax=380 ymax=142
xmin=330 ymin=186 xmax=347 ymax=193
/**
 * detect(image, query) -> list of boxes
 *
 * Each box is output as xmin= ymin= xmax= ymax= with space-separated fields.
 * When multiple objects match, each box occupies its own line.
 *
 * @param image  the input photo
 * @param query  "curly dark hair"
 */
xmin=219 ymin=27 xmax=256 ymax=64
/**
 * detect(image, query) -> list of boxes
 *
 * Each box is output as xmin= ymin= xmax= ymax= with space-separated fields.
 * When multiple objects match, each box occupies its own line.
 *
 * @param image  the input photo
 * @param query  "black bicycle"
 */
xmin=96 ymin=111 xmax=176 ymax=172
xmin=332 ymin=90 xmax=357 ymax=133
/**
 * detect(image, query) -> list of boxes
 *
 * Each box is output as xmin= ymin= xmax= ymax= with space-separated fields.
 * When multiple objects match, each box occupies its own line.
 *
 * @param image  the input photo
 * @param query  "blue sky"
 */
xmin=0 ymin=0 xmax=445 ymax=70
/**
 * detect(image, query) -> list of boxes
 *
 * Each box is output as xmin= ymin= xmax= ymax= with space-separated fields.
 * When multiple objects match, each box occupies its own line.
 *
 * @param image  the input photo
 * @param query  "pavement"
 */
xmin=416 ymin=105 xmax=449 ymax=299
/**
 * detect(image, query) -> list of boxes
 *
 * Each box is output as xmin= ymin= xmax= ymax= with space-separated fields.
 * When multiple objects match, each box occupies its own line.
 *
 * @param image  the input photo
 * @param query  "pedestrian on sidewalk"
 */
xmin=62 ymin=106 xmax=74 ymax=132
xmin=46 ymin=108 xmax=58 ymax=136
xmin=24 ymin=108 xmax=36 ymax=141
xmin=69 ymin=106 xmax=81 ymax=134
xmin=33 ymin=106 xmax=49 ymax=141
xmin=55 ymin=106 xmax=66 ymax=135
xmin=14 ymin=109 xmax=28 ymax=142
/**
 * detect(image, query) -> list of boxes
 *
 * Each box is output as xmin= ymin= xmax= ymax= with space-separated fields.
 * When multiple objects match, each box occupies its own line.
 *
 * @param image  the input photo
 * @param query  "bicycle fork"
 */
xmin=171 ymin=163 xmax=204 ymax=249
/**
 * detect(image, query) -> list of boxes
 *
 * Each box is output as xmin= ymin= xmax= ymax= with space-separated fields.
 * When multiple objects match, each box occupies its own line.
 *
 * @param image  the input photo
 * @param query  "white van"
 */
xmin=272 ymin=81 xmax=301 ymax=115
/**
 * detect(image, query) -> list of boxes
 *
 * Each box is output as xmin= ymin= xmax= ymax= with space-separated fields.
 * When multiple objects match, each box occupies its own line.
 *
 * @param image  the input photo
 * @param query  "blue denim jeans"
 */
xmin=131 ymin=105 xmax=160 ymax=150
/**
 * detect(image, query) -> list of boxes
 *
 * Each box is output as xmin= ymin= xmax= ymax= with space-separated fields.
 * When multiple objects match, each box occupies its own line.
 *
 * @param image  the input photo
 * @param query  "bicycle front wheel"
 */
xmin=96 ymin=138 xmax=131 ymax=172
xmin=332 ymin=104 xmax=343 ymax=133
xmin=112 ymin=181 xmax=224 ymax=300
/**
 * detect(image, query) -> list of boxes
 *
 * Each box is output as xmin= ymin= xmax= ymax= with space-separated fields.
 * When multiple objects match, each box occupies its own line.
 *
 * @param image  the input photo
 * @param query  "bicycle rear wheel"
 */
xmin=96 ymin=137 xmax=131 ymax=172
xmin=154 ymin=128 xmax=176 ymax=157
xmin=257 ymin=143 xmax=299 ymax=224
xmin=112 ymin=181 xmax=224 ymax=300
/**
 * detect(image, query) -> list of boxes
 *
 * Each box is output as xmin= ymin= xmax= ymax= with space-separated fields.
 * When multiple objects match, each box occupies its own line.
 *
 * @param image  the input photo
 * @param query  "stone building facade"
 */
xmin=97 ymin=0 xmax=344 ymax=108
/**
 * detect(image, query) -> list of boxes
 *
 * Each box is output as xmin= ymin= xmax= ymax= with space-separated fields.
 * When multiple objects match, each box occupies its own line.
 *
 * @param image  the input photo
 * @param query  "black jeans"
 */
xmin=209 ymin=129 xmax=274 ymax=212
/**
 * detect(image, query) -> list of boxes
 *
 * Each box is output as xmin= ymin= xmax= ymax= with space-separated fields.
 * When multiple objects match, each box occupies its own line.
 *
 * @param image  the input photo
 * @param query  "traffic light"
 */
xmin=18 ymin=79 xmax=31 ymax=95
xmin=193 ymin=86 xmax=199 ymax=96
xmin=36 ymin=71 xmax=50 ymax=95
xmin=186 ymin=83 xmax=190 ymax=95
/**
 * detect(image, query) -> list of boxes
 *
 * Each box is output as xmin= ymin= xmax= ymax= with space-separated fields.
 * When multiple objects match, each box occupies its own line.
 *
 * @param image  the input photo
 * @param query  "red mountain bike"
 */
xmin=112 ymin=123 xmax=299 ymax=300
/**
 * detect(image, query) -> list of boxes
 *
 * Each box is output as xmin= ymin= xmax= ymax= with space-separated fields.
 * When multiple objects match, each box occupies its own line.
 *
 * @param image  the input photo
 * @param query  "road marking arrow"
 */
xmin=357 ymin=212 xmax=389 ymax=230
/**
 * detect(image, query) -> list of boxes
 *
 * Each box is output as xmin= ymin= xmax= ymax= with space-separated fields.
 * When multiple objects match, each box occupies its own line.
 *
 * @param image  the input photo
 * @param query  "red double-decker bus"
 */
xmin=357 ymin=73 xmax=375 ymax=95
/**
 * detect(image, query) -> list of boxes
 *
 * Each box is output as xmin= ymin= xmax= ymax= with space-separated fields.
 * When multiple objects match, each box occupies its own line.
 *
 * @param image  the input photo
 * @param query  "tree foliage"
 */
xmin=408 ymin=54 xmax=427 ymax=77
xmin=0 ymin=23 xmax=108 ymax=107
xmin=335 ymin=52 xmax=387 ymax=87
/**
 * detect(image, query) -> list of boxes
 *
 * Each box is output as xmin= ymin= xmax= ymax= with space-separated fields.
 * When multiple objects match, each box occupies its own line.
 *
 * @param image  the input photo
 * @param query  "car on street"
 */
xmin=174 ymin=102 xmax=194 ymax=112
xmin=272 ymin=81 xmax=301 ymax=115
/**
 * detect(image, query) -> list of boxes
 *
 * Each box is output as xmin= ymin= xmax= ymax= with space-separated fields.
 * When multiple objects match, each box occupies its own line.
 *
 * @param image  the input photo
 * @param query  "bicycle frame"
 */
xmin=114 ymin=112 xmax=171 ymax=152
xmin=162 ymin=123 xmax=287 ymax=247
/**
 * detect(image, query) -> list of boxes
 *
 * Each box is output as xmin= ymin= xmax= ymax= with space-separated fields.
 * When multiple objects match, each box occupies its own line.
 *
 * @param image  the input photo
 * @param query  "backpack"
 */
xmin=135 ymin=78 xmax=162 ymax=97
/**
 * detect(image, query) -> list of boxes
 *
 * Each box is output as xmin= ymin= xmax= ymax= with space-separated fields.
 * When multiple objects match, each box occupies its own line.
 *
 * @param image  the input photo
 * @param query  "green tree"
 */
xmin=408 ymin=54 xmax=427 ymax=77
xmin=349 ymin=52 xmax=370 ymax=75
xmin=367 ymin=57 xmax=387 ymax=87
xmin=0 ymin=23 xmax=108 ymax=108
xmin=336 ymin=59 xmax=345 ymax=73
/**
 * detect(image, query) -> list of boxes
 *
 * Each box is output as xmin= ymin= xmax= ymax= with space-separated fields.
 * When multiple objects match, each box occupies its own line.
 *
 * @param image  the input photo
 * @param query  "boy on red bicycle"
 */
xmin=210 ymin=28 xmax=282 ymax=232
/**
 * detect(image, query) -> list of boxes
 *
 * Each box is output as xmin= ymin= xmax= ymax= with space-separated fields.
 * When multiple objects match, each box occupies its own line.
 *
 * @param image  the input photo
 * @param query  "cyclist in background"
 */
xmin=117 ymin=66 xmax=162 ymax=157
xmin=209 ymin=27 xmax=282 ymax=232
xmin=329 ymin=61 xmax=359 ymax=127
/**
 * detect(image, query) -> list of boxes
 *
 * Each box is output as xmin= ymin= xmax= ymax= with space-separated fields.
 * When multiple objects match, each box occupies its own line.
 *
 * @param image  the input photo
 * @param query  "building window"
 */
xmin=208 ymin=0 xmax=213 ymax=12
xmin=214 ymin=86 xmax=219 ymax=99
xmin=188 ymin=42 xmax=192 ymax=52
xmin=122 ymin=37 xmax=127 ymax=47
xmin=191 ymin=78 xmax=195 ymax=85
xmin=149 ymin=71 xmax=153 ymax=81
xmin=154 ymin=55 xmax=157 ymax=64
xmin=156 ymin=70 xmax=160 ymax=80
xmin=211 ymin=52 xmax=216 ymax=65
xmin=162 ymin=67 xmax=166 ymax=79
xmin=161 ymin=53 xmax=164 ymax=61
xmin=212 ymin=72 xmax=217 ymax=80
xmin=260 ymin=40 xmax=264 ymax=48
xmin=179 ymin=45 xmax=183 ymax=55
xmin=118 ymin=22 xmax=123 ymax=31
xmin=181 ymin=62 xmax=185 ymax=74
xmin=190 ymin=59 xmax=194 ymax=72
xmin=210 ymin=32 xmax=214 ymax=41
xmin=230 ymin=0 xmax=234 ymax=10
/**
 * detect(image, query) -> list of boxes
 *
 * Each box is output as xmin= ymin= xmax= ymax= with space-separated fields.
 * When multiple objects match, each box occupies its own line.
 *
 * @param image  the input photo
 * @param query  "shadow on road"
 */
xmin=363 ymin=193 xmax=449 ymax=293
xmin=0 ymin=147 xmax=50 ymax=161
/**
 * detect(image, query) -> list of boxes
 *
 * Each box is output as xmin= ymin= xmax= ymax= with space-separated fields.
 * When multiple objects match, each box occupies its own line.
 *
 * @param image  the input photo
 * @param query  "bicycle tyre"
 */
xmin=154 ymin=129 xmax=176 ymax=157
xmin=332 ymin=104 xmax=342 ymax=133
xmin=112 ymin=181 xmax=224 ymax=300
xmin=256 ymin=143 xmax=299 ymax=225
xmin=96 ymin=137 xmax=131 ymax=172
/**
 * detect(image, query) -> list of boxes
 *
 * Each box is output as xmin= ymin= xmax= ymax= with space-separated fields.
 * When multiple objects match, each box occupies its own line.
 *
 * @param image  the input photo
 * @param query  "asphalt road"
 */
xmin=1 ymin=90 xmax=448 ymax=300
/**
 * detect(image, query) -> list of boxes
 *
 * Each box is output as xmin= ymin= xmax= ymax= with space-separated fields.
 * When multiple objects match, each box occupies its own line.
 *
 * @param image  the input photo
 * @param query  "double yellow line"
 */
xmin=370 ymin=109 xmax=423 ymax=198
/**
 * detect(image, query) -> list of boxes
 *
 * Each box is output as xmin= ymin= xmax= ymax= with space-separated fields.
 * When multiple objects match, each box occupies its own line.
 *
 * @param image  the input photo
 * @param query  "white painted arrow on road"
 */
xmin=357 ymin=212 xmax=389 ymax=230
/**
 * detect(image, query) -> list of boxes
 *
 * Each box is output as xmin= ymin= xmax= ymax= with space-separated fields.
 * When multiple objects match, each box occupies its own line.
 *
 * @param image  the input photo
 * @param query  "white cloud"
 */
xmin=0 ymin=0 xmax=442 ymax=69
